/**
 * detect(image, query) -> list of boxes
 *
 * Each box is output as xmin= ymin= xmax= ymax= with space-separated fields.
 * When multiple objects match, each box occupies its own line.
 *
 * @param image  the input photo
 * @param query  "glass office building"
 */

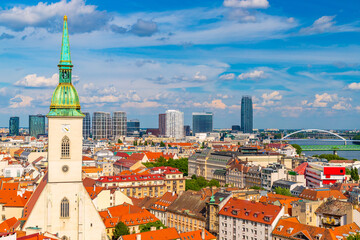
xmin=29 ymin=114 xmax=46 ymax=137
xmin=127 ymin=119 xmax=140 ymax=137
xmin=192 ymin=112 xmax=213 ymax=134
xmin=113 ymin=111 xmax=127 ymax=138
xmin=158 ymin=113 xmax=166 ymax=136
xmin=83 ymin=112 xmax=91 ymax=139
xmin=241 ymin=96 xmax=253 ymax=133
xmin=9 ymin=117 xmax=19 ymax=136
xmin=92 ymin=112 xmax=112 ymax=139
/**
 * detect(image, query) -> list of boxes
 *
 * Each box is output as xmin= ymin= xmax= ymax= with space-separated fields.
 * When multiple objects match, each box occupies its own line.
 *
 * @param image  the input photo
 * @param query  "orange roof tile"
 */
xmin=299 ymin=188 xmax=347 ymax=201
xmin=108 ymin=203 xmax=142 ymax=218
xmin=219 ymin=198 xmax=283 ymax=225
xmin=121 ymin=227 xmax=180 ymax=240
xmin=179 ymin=229 xmax=216 ymax=240
xmin=0 ymin=217 xmax=17 ymax=232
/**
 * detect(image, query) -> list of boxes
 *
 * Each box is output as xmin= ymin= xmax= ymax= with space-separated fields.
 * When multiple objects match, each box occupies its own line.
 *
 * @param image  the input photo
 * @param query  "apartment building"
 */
xmin=305 ymin=162 xmax=346 ymax=188
xmin=166 ymin=191 xmax=208 ymax=233
xmin=218 ymin=198 xmax=284 ymax=240
xmin=150 ymin=191 xmax=178 ymax=226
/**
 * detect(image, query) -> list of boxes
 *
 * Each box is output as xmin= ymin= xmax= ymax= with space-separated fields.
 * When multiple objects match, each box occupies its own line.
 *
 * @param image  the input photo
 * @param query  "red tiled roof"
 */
xmin=179 ymin=229 xmax=216 ymax=240
xmin=151 ymin=192 xmax=178 ymax=212
xmin=82 ymin=156 xmax=94 ymax=161
xmin=108 ymin=203 xmax=142 ymax=218
xmin=97 ymin=174 xmax=164 ymax=183
xmin=85 ymin=186 xmax=103 ymax=200
xmin=294 ymin=162 xmax=308 ymax=175
xmin=128 ymin=153 xmax=146 ymax=161
xmin=23 ymin=173 xmax=48 ymax=219
xmin=121 ymin=227 xmax=180 ymax=240
xmin=113 ymin=159 xmax=140 ymax=168
xmin=219 ymin=198 xmax=283 ymax=225
xmin=115 ymin=152 xmax=130 ymax=158
xmin=0 ymin=217 xmax=17 ymax=232
xmin=299 ymin=188 xmax=347 ymax=201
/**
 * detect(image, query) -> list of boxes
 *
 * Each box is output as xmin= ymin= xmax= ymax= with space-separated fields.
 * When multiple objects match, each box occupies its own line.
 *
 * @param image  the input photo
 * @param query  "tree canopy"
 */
xmin=139 ymin=221 xmax=166 ymax=233
xmin=351 ymin=168 xmax=359 ymax=181
xmin=112 ymin=221 xmax=129 ymax=240
xmin=274 ymin=187 xmax=292 ymax=196
xmin=143 ymin=157 xmax=188 ymax=176
xmin=312 ymin=154 xmax=347 ymax=161
xmin=347 ymin=233 xmax=360 ymax=240
xmin=186 ymin=175 xmax=220 ymax=191
xmin=291 ymin=144 xmax=302 ymax=155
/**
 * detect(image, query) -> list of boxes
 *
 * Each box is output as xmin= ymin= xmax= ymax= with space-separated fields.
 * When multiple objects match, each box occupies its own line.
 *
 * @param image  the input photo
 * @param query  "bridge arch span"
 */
xmin=281 ymin=129 xmax=346 ymax=141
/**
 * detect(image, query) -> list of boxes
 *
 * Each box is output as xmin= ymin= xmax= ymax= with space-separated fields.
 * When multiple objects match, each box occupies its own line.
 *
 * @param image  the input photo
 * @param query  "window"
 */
xmin=60 ymin=198 xmax=69 ymax=218
xmin=61 ymin=136 xmax=70 ymax=158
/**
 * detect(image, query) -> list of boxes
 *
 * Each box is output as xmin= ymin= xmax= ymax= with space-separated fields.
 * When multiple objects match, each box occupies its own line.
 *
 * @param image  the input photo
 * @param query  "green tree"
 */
xmin=117 ymin=139 xmax=122 ymax=144
xmin=312 ymin=154 xmax=347 ymax=161
xmin=201 ymin=142 xmax=205 ymax=149
xmin=133 ymin=141 xmax=138 ymax=146
xmin=250 ymin=186 xmax=264 ymax=190
xmin=139 ymin=221 xmax=166 ymax=233
xmin=348 ymin=233 xmax=360 ymax=240
xmin=291 ymin=144 xmax=302 ymax=155
xmin=353 ymin=168 xmax=360 ymax=181
xmin=274 ymin=187 xmax=292 ymax=197
xmin=144 ymin=141 xmax=148 ymax=145
xmin=208 ymin=179 xmax=220 ymax=188
xmin=160 ymin=141 xmax=166 ymax=147
xmin=112 ymin=221 xmax=129 ymax=240
xmin=185 ymin=179 xmax=201 ymax=191
xmin=346 ymin=168 xmax=351 ymax=175
xmin=274 ymin=133 xmax=282 ymax=139
xmin=151 ymin=141 xmax=155 ymax=146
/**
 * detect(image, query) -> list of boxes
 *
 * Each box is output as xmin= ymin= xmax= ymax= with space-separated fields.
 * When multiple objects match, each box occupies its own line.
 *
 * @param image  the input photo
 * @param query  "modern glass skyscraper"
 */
xmin=241 ymin=96 xmax=253 ymax=133
xmin=166 ymin=110 xmax=184 ymax=139
xmin=83 ymin=112 xmax=91 ymax=139
xmin=127 ymin=119 xmax=140 ymax=137
xmin=29 ymin=114 xmax=46 ymax=137
xmin=158 ymin=113 xmax=166 ymax=136
xmin=113 ymin=111 xmax=127 ymax=138
xmin=92 ymin=112 xmax=111 ymax=139
xmin=9 ymin=117 xmax=19 ymax=136
xmin=192 ymin=112 xmax=213 ymax=134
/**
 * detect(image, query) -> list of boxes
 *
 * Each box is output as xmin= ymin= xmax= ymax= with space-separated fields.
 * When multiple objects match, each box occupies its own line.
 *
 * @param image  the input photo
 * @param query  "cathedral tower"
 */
xmin=22 ymin=16 xmax=105 ymax=240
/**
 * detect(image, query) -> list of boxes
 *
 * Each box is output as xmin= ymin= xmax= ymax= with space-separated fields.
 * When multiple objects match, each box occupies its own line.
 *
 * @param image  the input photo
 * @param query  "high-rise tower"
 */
xmin=166 ymin=110 xmax=184 ymax=139
xmin=22 ymin=16 xmax=105 ymax=239
xmin=241 ymin=96 xmax=253 ymax=133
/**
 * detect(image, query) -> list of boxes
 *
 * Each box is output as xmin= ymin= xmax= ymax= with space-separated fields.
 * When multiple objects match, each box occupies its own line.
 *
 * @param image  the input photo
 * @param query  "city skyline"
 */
xmin=0 ymin=0 xmax=359 ymax=129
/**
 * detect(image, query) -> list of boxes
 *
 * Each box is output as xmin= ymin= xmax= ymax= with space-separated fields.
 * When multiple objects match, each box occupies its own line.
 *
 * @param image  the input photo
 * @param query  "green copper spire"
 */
xmin=59 ymin=15 xmax=72 ymax=70
xmin=48 ymin=16 xmax=84 ymax=118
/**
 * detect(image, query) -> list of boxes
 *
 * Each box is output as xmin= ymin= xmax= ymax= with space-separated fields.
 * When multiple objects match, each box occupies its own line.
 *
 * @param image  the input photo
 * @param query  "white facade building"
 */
xmin=166 ymin=110 xmax=184 ymax=139
xmin=218 ymin=198 xmax=284 ymax=240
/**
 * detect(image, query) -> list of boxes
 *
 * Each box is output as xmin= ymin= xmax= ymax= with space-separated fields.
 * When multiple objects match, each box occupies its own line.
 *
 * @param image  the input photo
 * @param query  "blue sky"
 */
xmin=0 ymin=0 xmax=360 ymax=129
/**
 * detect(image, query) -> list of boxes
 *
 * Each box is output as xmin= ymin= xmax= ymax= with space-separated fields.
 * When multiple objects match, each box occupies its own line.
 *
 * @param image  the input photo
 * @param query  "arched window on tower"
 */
xmin=61 ymin=136 xmax=70 ymax=158
xmin=60 ymin=198 xmax=69 ymax=218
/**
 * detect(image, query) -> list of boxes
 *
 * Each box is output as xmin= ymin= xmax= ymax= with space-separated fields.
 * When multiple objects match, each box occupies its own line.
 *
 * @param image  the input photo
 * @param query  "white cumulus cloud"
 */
xmin=9 ymin=94 xmax=33 ymax=108
xmin=223 ymin=0 xmax=269 ymax=9
xmin=300 ymin=15 xmax=336 ymax=35
xmin=219 ymin=73 xmax=235 ymax=80
xmin=15 ymin=74 xmax=58 ymax=88
xmin=347 ymin=82 xmax=360 ymax=90
xmin=193 ymin=72 xmax=207 ymax=81
xmin=238 ymin=70 xmax=265 ymax=80
xmin=193 ymin=99 xmax=227 ymax=109
xmin=261 ymin=91 xmax=282 ymax=106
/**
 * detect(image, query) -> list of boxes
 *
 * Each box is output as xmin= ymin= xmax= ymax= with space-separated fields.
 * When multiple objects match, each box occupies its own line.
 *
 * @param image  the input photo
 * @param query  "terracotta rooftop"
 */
xmin=179 ymin=229 xmax=216 ymax=240
xmin=121 ymin=227 xmax=180 ymax=240
xmin=273 ymin=217 xmax=360 ymax=240
xmin=219 ymin=198 xmax=283 ymax=225
xmin=0 ymin=217 xmax=17 ymax=232
xmin=315 ymin=199 xmax=353 ymax=216
xmin=299 ymin=188 xmax=347 ymax=201
xmin=151 ymin=192 xmax=178 ymax=212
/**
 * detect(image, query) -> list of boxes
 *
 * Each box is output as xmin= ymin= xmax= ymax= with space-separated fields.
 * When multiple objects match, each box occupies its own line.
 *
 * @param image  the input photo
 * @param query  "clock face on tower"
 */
xmin=62 ymin=124 xmax=70 ymax=133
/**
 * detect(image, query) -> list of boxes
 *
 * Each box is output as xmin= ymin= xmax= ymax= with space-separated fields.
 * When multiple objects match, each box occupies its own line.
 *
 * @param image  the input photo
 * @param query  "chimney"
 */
xmin=201 ymin=228 xmax=205 ymax=240
xmin=136 ymin=234 xmax=141 ymax=240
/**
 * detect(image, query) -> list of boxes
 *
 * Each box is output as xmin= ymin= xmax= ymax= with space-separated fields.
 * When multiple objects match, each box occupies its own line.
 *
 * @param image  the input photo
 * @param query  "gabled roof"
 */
xmin=121 ymin=227 xmax=180 ymax=240
xmin=115 ymin=152 xmax=130 ymax=158
xmin=128 ymin=153 xmax=146 ymax=161
xmin=219 ymin=198 xmax=283 ymax=225
xmin=179 ymin=229 xmax=216 ymax=240
xmin=273 ymin=217 xmax=360 ymax=240
xmin=108 ymin=203 xmax=142 ymax=218
xmin=0 ymin=217 xmax=17 ymax=232
xmin=85 ymin=186 xmax=103 ymax=200
xmin=23 ymin=173 xmax=48 ymax=220
xmin=151 ymin=192 xmax=178 ymax=211
xmin=294 ymin=162 xmax=308 ymax=175
xmin=299 ymin=188 xmax=347 ymax=201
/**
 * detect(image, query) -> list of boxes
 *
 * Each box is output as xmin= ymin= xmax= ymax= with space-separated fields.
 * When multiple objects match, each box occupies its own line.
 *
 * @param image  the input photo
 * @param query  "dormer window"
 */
xmin=287 ymin=228 xmax=293 ymax=234
xmin=277 ymin=225 xmax=283 ymax=231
